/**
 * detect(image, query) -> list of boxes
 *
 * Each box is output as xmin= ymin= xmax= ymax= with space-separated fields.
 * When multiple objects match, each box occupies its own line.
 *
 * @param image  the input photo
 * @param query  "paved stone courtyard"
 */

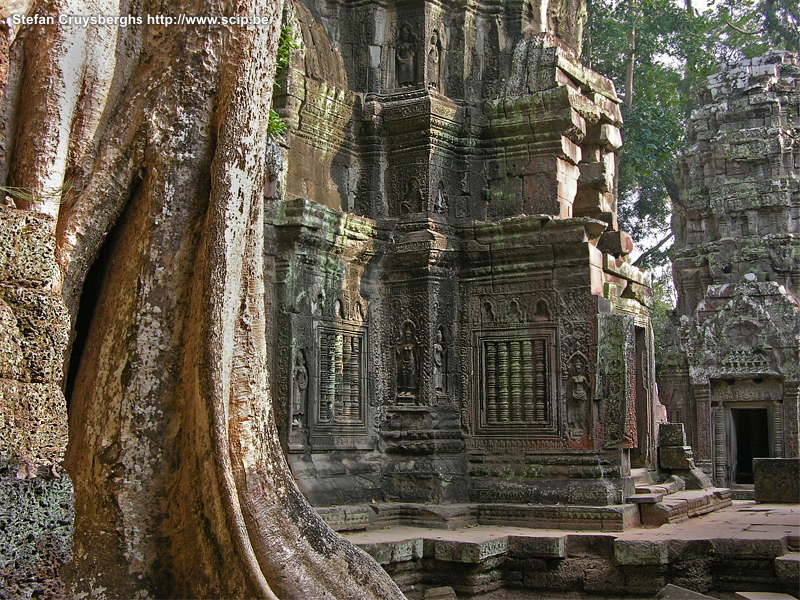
xmin=343 ymin=501 xmax=800 ymax=598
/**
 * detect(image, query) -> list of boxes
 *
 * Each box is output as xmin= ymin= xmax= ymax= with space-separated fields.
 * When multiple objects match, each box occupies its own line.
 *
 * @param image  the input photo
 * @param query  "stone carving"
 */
xmin=319 ymin=329 xmax=364 ymax=425
xmin=396 ymin=321 xmax=420 ymax=403
xmin=291 ymin=350 xmax=309 ymax=429
xmin=427 ymin=30 xmax=443 ymax=90
xmin=396 ymin=24 xmax=417 ymax=87
xmin=533 ymin=300 xmax=551 ymax=321
xmin=402 ymin=178 xmax=423 ymax=214
xmin=433 ymin=328 xmax=446 ymax=396
xmin=568 ymin=354 xmax=590 ymax=437
xmin=664 ymin=51 xmax=800 ymax=487
xmin=269 ymin=0 xmax=659 ymax=508
xmin=432 ymin=181 xmax=448 ymax=213
xmin=482 ymin=300 xmax=496 ymax=323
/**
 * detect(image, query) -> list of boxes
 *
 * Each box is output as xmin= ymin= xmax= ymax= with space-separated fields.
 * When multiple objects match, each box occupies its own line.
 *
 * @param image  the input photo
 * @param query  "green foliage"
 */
xmin=586 ymin=0 xmax=794 ymax=267
xmin=714 ymin=0 xmax=800 ymax=54
xmin=649 ymin=268 xmax=680 ymax=367
xmin=268 ymin=109 xmax=287 ymax=136
xmin=276 ymin=22 xmax=300 ymax=71
xmin=268 ymin=14 xmax=299 ymax=137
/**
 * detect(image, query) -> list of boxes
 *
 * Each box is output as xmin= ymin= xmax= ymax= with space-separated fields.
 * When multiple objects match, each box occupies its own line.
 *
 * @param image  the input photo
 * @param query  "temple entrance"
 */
xmin=726 ymin=407 xmax=771 ymax=485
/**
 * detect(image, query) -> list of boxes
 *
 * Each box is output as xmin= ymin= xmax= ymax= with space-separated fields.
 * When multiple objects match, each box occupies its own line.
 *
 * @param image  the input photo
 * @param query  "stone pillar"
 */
xmin=380 ymin=216 xmax=467 ymax=504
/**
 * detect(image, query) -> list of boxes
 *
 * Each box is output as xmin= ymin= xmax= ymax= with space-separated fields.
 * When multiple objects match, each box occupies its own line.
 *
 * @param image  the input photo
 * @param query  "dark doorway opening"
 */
xmin=731 ymin=407 xmax=770 ymax=484
xmin=631 ymin=327 xmax=651 ymax=468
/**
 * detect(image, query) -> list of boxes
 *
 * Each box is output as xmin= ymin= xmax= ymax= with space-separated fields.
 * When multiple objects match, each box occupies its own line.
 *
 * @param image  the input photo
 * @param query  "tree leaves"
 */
xmin=585 ymin=0 xmax=793 ymax=267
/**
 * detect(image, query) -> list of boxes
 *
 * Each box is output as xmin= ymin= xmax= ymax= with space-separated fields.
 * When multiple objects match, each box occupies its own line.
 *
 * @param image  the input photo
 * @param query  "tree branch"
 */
xmin=633 ymin=232 xmax=674 ymax=267
xmin=725 ymin=20 xmax=764 ymax=35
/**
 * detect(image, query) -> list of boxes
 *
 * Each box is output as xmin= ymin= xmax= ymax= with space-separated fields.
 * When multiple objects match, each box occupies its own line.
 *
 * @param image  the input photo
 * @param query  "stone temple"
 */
xmin=2 ymin=0 xmax=797 ymax=596
xmin=265 ymin=0 xmax=660 ymax=528
xmin=661 ymin=51 xmax=800 ymax=493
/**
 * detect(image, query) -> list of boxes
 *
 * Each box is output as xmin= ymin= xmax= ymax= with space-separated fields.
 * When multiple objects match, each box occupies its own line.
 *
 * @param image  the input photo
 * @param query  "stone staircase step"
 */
xmin=634 ymin=475 xmax=686 ymax=497
xmin=628 ymin=492 xmax=665 ymax=504
xmin=774 ymin=552 xmax=800 ymax=591
xmin=639 ymin=488 xmax=732 ymax=526
xmin=730 ymin=488 xmax=756 ymax=501
xmin=631 ymin=468 xmax=653 ymax=486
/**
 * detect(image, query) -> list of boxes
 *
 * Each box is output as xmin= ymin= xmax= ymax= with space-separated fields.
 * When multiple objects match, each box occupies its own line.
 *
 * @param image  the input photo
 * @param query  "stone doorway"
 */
xmin=726 ymin=406 xmax=771 ymax=485
xmin=711 ymin=377 xmax=783 ymax=488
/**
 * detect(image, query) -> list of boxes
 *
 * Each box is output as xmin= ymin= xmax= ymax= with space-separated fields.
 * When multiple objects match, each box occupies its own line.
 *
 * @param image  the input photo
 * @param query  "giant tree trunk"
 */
xmin=1 ymin=0 xmax=405 ymax=597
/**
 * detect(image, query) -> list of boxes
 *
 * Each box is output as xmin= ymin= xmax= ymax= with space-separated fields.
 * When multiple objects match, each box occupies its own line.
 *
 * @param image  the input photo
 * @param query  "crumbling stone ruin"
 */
xmin=7 ymin=0 xmax=794 ymax=597
xmin=661 ymin=51 xmax=800 ymax=492
xmin=267 ymin=0 xmax=661 ymax=528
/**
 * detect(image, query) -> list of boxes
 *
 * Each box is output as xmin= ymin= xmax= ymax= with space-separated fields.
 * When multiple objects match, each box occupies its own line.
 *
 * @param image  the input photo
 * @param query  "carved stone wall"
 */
xmin=269 ymin=0 xmax=657 ymax=510
xmin=667 ymin=51 xmax=800 ymax=488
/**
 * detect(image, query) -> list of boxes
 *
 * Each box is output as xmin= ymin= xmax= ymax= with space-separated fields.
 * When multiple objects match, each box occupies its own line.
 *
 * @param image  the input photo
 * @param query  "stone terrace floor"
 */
xmin=342 ymin=501 xmax=800 ymax=599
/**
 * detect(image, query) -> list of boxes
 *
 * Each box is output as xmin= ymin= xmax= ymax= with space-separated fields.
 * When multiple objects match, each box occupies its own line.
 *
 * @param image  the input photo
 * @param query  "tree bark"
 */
xmin=1 ymin=0 xmax=405 ymax=597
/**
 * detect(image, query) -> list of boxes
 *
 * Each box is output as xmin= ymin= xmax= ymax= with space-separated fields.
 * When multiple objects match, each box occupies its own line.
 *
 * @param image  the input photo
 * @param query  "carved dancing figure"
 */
xmin=291 ymin=351 xmax=309 ymax=428
xmin=433 ymin=182 xmax=448 ymax=212
xmin=427 ymin=30 xmax=442 ymax=90
xmin=568 ymin=357 xmax=590 ymax=437
xmin=402 ymin=178 xmax=422 ymax=213
xmin=396 ymin=24 xmax=417 ymax=87
xmin=396 ymin=322 xmax=419 ymax=399
xmin=433 ymin=328 xmax=446 ymax=394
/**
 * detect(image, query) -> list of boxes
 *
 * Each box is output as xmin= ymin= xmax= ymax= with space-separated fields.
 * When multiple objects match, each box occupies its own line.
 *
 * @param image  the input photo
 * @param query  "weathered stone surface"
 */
xmin=0 ymin=467 xmax=73 ymax=599
xmin=753 ymin=458 xmax=800 ymax=503
xmin=657 ymin=583 xmax=716 ymax=599
xmin=0 ymin=208 xmax=60 ymax=286
xmin=663 ymin=50 xmax=800 ymax=489
xmin=659 ymin=423 xmax=688 ymax=447
xmin=424 ymin=586 xmax=458 ymax=600
xmin=0 ymin=206 xmax=71 ymax=594
xmin=660 ymin=446 xmax=696 ymax=470
xmin=507 ymin=534 xmax=567 ymax=558
xmin=774 ymin=552 xmax=800 ymax=591
xmin=615 ymin=539 xmax=671 ymax=565
xmin=269 ymin=0 xmax=659 ymax=514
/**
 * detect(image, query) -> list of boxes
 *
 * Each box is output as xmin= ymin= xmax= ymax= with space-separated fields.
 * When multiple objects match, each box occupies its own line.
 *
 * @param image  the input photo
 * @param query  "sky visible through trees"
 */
xmin=584 ymin=0 xmax=798 ymax=343
xmin=585 ymin=0 xmax=798 ymax=270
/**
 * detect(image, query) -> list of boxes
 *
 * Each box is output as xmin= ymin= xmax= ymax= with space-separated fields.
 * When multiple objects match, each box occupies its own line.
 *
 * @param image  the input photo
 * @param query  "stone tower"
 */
xmin=267 ymin=0 xmax=657 ymax=525
xmin=664 ymin=51 xmax=800 ymax=489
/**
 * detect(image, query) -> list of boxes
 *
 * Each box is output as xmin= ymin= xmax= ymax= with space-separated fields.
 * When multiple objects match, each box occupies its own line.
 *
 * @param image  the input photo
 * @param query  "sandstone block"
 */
xmin=753 ymin=458 xmax=800 ymax=503
xmin=424 ymin=587 xmax=457 ymax=600
xmin=659 ymin=446 xmax=695 ymax=470
xmin=774 ymin=552 xmax=800 ymax=591
xmin=507 ymin=534 xmax=566 ymax=558
xmin=614 ymin=540 xmax=670 ymax=565
xmin=658 ymin=423 xmax=688 ymax=447
xmin=598 ymin=231 xmax=634 ymax=257
xmin=656 ymin=584 xmax=715 ymax=599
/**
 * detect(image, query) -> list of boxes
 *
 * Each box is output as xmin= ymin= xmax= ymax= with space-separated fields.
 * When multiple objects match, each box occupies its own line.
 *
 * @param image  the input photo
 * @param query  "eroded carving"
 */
xmin=396 ymin=321 xmax=420 ymax=403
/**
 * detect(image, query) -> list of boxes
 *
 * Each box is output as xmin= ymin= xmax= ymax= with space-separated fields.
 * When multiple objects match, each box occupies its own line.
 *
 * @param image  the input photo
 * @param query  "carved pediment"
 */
xmin=684 ymin=282 xmax=800 ymax=380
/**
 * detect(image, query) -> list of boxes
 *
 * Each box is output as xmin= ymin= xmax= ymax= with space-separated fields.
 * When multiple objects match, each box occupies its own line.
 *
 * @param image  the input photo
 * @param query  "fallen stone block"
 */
xmin=658 ymin=423 xmax=688 ymax=447
xmin=660 ymin=446 xmax=695 ymax=470
xmin=754 ymin=458 xmax=800 ymax=503
xmin=733 ymin=593 xmax=799 ymax=600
